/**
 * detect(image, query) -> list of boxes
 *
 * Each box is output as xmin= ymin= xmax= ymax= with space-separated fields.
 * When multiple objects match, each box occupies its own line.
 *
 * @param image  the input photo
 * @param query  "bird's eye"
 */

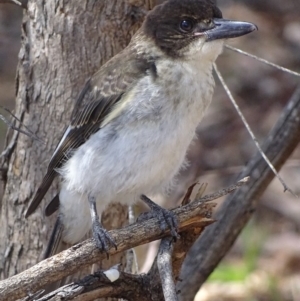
xmin=180 ymin=19 xmax=194 ymax=32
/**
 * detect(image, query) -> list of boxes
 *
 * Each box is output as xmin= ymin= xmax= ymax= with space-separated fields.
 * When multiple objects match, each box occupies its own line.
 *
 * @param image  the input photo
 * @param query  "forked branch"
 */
xmin=0 ymin=178 xmax=249 ymax=301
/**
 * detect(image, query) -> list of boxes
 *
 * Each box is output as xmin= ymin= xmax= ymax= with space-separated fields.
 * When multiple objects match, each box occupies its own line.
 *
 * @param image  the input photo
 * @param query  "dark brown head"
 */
xmin=143 ymin=0 xmax=256 ymax=58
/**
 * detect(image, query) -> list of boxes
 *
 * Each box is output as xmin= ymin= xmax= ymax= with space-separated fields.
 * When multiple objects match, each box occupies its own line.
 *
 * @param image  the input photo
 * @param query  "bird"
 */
xmin=25 ymin=0 xmax=256 ymax=257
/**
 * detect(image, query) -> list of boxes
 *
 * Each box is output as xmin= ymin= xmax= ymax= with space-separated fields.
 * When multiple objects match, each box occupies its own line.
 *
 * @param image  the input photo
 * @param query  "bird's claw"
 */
xmin=139 ymin=194 xmax=180 ymax=241
xmin=92 ymin=220 xmax=117 ymax=258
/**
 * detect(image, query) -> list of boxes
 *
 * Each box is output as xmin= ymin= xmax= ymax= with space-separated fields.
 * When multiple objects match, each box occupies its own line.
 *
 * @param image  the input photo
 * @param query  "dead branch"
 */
xmin=157 ymin=237 xmax=177 ymax=301
xmin=35 ymin=239 xmax=177 ymax=301
xmin=29 ymin=270 xmax=149 ymax=301
xmin=32 ymin=225 xmax=206 ymax=301
xmin=0 ymin=178 xmax=249 ymax=301
xmin=178 ymin=85 xmax=300 ymax=301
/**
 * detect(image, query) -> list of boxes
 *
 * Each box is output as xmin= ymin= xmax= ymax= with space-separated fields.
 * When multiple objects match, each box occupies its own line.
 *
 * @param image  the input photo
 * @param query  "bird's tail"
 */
xmin=43 ymin=216 xmax=69 ymax=259
xmin=25 ymin=172 xmax=56 ymax=217
xmin=43 ymin=216 xmax=92 ymax=294
xmin=42 ymin=216 xmax=72 ymax=293
xmin=43 ymin=200 xmax=92 ymax=294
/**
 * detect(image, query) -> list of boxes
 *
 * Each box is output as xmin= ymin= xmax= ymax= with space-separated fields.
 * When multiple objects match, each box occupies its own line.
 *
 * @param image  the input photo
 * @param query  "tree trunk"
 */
xmin=0 ymin=0 xmax=151 ymax=287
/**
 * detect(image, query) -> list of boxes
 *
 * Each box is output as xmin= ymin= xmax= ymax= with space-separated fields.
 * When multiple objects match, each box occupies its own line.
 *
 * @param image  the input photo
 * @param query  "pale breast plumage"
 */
xmin=58 ymin=49 xmax=219 ymax=243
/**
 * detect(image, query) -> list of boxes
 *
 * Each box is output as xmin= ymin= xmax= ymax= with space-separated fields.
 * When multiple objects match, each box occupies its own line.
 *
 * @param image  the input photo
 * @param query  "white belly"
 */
xmin=58 ymin=57 xmax=215 ymax=243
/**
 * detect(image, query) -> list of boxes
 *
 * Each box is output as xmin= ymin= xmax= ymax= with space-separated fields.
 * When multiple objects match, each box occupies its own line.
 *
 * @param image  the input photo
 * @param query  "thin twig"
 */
xmin=0 ymin=0 xmax=26 ymax=7
xmin=181 ymin=183 xmax=198 ymax=205
xmin=225 ymin=45 xmax=300 ymax=77
xmin=213 ymin=63 xmax=296 ymax=197
xmin=0 ymin=107 xmax=44 ymax=144
xmin=0 ymin=130 xmax=18 ymax=160
xmin=194 ymin=176 xmax=249 ymax=204
xmin=2 ymin=107 xmax=43 ymax=143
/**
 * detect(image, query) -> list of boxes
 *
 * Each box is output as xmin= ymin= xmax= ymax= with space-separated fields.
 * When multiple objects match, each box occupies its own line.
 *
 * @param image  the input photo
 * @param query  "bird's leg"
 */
xmin=88 ymin=195 xmax=117 ymax=255
xmin=139 ymin=194 xmax=180 ymax=240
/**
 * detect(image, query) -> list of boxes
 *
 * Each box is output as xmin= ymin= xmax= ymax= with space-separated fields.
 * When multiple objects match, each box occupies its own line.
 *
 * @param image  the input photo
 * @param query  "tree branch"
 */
xmin=31 ymin=224 xmax=205 ymax=301
xmin=157 ymin=237 xmax=177 ymax=301
xmin=178 ymin=85 xmax=300 ymax=301
xmin=0 ymin=178 xmax=249 ymax=301
xmin=29 ymin=270 xmax=149 ymax=301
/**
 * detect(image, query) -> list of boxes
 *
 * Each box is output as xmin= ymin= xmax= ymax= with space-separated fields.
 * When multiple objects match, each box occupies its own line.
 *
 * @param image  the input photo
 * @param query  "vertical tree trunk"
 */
xmin=0 ymin=0 xmax=151 ymax=285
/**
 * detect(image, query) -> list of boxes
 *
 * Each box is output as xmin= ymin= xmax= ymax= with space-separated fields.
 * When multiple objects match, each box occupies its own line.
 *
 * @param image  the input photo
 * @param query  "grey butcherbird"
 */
xmin=25 ymin=0 xmax=257 ymax=256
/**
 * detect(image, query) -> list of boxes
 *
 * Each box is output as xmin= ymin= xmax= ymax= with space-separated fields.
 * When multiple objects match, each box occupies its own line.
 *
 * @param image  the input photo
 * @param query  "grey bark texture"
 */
xmin=0 ymin=0 xmax=152 ymax=287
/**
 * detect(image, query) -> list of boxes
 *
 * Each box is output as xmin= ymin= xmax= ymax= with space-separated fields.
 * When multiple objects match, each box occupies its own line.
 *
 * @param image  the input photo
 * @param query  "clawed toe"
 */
xmin=92 ymin=221 xmax=117 ymax=257
xmin=161 ymin=209 xmax=179 ymax=241
xmin=88 ymin=195 xmax=117 ymax=257
xmin=140 ymin=194 xmax=180 ymax=241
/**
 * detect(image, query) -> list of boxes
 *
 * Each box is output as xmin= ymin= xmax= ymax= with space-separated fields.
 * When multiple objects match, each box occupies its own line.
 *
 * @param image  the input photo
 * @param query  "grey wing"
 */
xmin=25 ymin=50 xmax=156 ymax=217
xmin=25 ymin=91 xmax=122 ymax=218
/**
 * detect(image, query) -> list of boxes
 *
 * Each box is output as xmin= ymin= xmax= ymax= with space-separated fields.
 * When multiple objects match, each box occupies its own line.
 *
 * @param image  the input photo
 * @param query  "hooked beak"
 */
xmin=205 ymin=19 xmax=257 ymax=41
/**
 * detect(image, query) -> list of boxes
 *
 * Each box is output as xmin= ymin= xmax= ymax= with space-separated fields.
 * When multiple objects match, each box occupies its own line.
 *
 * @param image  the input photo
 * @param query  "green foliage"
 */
xmin=208 ymin=261 xmax=251 ymax=282
xmin=208 ymin=220 xmax=267 ymax=283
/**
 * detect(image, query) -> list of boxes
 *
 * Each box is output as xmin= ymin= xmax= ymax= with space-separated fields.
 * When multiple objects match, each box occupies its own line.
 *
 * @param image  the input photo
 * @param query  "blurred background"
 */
xmin=0 ymin=4 xmax=21 ymax=147
xmin=0 ymin=0 xmax=300 ymax=300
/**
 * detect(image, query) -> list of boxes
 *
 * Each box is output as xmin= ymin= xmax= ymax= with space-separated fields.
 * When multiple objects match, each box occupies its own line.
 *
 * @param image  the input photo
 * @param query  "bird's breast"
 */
xmin=144 ymin=57 xmax=215 ymax=127
xmin=59 ymin=57 xmax=215 ymax=202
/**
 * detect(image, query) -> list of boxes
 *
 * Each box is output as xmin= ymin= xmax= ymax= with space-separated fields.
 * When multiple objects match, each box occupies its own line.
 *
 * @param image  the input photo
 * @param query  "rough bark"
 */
xmin=0 ymin=0 xmax=153 ymax=286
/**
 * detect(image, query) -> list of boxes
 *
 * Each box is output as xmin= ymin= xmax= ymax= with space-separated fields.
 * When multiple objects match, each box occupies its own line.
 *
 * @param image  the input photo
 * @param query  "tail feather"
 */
xmin=45 ymin=194 xmax=60 ymax=217
xmin=44 ymin=216 xmax=69 ymax=259
xmin=43 ymin=216 xmax=72 ymax=293
xmin=25 ymin=171 xmax=57 ymax=217
xmin=43 ymin=213 xmax=92 ymax=294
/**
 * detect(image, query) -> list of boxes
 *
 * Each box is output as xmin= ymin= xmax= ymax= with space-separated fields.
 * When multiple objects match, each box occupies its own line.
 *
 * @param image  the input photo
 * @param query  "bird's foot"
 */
xmin=92 ymin=219 xmax=117 ymax=257
xmin=139 ymin=194 xmax=180 ymax=241
xmin=88 ymin=194 xmax=117 ymax=257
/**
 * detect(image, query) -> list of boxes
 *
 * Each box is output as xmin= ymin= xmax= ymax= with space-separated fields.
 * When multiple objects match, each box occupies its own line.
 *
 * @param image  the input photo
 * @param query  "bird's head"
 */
xmin=143 ymin=0 xmax=257 ymax=61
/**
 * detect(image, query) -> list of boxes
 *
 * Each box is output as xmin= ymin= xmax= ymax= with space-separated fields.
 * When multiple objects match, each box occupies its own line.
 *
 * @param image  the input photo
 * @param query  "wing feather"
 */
xmin=25 ymin=47 xmax=157 ymax=217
